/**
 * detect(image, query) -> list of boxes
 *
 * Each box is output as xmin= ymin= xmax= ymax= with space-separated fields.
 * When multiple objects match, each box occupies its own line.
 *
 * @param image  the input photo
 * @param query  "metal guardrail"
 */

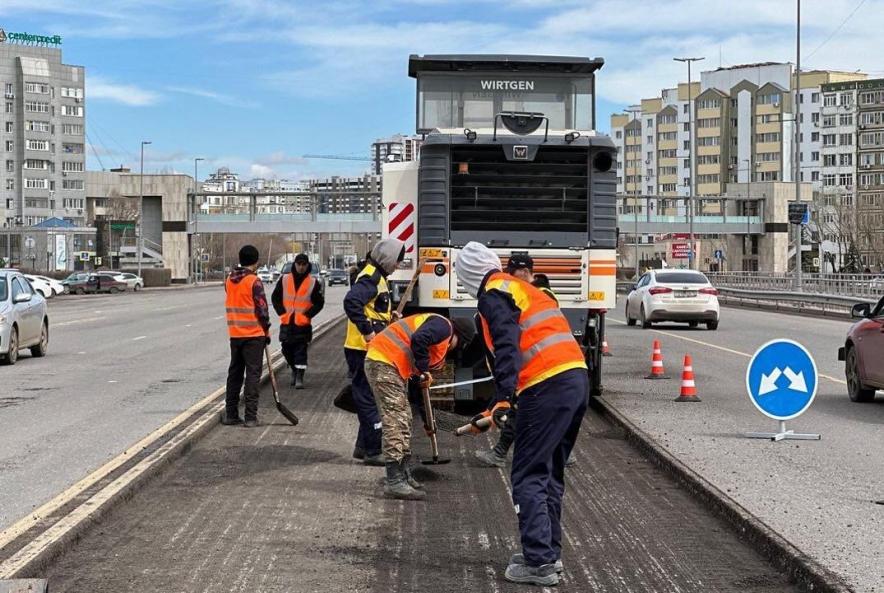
xmin=707 ymin=272 xmax=884 ymax=300
xmin=716 ymin=287 xmax=868 ymax=317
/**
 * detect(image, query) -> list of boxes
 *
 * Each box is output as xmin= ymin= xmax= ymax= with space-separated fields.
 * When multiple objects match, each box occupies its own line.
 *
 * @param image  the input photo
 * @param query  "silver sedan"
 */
xmin=0 ymin=269 xmax=49 ymax=365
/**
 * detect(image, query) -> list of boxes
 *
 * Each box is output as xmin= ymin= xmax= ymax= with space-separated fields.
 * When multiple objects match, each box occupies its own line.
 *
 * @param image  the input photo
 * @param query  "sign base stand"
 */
xmin=746 ymin=420 xmax=820 ymax=442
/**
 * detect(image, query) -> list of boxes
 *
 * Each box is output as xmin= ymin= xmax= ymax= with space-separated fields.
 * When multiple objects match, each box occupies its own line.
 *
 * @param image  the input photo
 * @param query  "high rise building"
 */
xmin=371 ymin=134 xmax=422 ymax=175
xmin=1 ymin=30 xmax=86 ymax=229
xmin=309 ymin=175 xmax=381 ymax=214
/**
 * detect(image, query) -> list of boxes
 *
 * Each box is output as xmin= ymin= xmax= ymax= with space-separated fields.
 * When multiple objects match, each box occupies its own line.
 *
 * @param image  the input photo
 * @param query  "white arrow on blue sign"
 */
xmin=746 ymin=339 xmax=818 ymax=421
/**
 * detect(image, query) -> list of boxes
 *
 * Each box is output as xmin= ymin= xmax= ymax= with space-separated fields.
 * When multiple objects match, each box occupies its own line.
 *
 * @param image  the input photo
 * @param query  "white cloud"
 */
xmin=166 ymin=86 xmax=258 ymax=108
xmin=88 ymin=76 xmax=160 ymax=106
xmin=250 ymin=164 xmax=276 ymax=178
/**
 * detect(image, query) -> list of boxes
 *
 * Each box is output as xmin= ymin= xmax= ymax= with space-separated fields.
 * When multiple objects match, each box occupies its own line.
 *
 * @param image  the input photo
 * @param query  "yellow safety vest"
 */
xmin=344 ymin=262 xmax=391 ymax=351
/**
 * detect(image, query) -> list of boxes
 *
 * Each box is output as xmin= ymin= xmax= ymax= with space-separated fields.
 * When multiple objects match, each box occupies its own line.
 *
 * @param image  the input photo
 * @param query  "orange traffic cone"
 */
xmin=645 ymin=340 xmax=668 ymax=379
xmin=675 ymin=354 xmax=701 ymax=402
xmin=602 ymin=339 xmax=612 ymax=357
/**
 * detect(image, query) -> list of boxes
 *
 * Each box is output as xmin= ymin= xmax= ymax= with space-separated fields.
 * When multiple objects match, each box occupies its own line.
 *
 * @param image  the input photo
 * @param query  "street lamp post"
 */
xmin=674 ymin=56 xmax=705 ymax=269
xmin=137 ymin=140 xmax=151 ymax=276
xmin=192 ymin=157 xmax=204 ymax=284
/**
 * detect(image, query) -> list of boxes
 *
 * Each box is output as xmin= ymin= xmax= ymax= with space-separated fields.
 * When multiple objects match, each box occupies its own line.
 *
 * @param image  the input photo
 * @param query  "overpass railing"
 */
xmin=707 ymin=272 xmax=883 ymax=300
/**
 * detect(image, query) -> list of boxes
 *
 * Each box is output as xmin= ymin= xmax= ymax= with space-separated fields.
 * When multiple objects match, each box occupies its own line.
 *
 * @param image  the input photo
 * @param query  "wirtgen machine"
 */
xmin=382 ymin=54 xmax=617 ymax=401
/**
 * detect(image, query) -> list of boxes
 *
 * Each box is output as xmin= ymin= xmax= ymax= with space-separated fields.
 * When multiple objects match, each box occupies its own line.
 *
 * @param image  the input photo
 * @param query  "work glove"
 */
xmin=489 ymin=400 xmax=511 ymax=429
xmin=391 ymin=311 xmax=402 ymax=322
xmin=468 ymin=400 xmax=511 ymax=434
xmin=419 ymin=372 xmax=433 ymax=389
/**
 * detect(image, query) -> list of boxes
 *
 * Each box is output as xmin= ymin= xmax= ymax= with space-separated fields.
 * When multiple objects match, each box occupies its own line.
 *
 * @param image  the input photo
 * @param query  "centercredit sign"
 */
xmin=0 ymin=29 xmax=62 ymax=46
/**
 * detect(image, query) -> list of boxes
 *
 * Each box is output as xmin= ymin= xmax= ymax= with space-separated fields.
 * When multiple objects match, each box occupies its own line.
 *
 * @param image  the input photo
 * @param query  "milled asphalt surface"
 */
xmin=603 ymin=303 xmax=883 ymax=593
xmin=0 ymin=284 xmax=345 ymax=532
xmin=39 ymin=324 xmax=803 ymax=593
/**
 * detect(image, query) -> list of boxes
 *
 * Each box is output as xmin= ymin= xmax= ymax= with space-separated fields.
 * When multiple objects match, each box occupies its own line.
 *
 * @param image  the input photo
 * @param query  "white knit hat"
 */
xmin=455 ymin=242 xmax=501 ymax=298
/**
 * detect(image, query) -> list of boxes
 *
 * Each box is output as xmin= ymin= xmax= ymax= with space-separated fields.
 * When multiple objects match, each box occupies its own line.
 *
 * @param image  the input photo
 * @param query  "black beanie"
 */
xmin=451 ymin=317 xmax=477 ymax=347
xmin=239 ymin=245 xmax=259 ymax=266
xmin=294 ymin=252 xmax=309 ymax=264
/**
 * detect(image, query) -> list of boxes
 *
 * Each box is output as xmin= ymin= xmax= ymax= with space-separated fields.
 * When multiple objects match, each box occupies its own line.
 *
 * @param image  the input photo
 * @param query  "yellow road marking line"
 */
xmin=608 ymin=318 xmax=847 ymax=385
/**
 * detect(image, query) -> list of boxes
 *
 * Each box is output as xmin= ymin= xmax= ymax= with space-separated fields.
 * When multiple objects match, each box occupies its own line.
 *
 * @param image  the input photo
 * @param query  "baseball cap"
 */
xmin=506 ymin=253 xmax=534 ymax=273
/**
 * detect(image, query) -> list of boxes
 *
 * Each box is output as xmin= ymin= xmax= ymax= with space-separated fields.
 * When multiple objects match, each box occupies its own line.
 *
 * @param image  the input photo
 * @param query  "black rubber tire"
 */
xmin=110 ymin=286 xmax=120 ymax=294
xmin=37 ymin=289 xmax=48 ymax=298
xmin=626 ymin=304 xmax=636 ymax=326
xmin=30 ymin=321 xmax=48 ymax=358
xmin=3 ymin=326 xmax=18 ymax=365
xmin=134 ymin=284 xmax=141 ymax=292
xmin=688 ymin=321 xmax=699 ymax=328
xmin=706 ymin=320 xmax=719 ymax=330
xmin=75 ymin=288 xmax=85 ymax=295
xmin=640 ymin=306 xmax=652 ymax=329
xmin=846 ymin=346 xmax=875 ymax=403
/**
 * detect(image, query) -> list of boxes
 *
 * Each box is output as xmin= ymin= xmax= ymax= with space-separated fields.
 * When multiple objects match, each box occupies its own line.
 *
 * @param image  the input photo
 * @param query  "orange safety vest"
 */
xmin=225 ymin=274 xmax=266 ymax=338
xmin=280 ymin=274 xmax=316 ymax=327
xmin=479 ymin=272 xmax=586 ymax=393
xmin=366 ymin=313 xmax=452 ymax=380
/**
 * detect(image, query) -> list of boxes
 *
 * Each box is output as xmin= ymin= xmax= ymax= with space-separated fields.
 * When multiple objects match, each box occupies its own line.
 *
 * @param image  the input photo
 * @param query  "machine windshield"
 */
xmin=418 ymin=74 xmax=594 ymax=132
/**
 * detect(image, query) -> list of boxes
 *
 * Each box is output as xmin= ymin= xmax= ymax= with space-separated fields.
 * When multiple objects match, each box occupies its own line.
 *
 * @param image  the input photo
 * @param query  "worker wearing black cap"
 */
xmin=505 ymin=253 xmax=534 ymax=283
xmin=272 ymin=253 xmax=325 ymax=388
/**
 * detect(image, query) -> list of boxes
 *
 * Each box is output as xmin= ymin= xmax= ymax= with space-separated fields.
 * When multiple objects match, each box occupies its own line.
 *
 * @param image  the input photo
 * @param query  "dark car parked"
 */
xmin=327 ymin=269 xmax=349 ymax=286
xmin=65 ymin=273 xmax=128 ymax=295
xmin=838 ymin=295 xmax=884 ymax=402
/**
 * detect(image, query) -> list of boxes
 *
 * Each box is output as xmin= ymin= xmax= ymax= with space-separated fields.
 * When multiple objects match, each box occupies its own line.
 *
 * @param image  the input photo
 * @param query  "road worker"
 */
xmin=271 ymin=253 xmax=325 ymax=389
xmin=456 ymin=241 xmax=588 ymax=587
xmin=222 ymin=245 xmax=271 ymax=428
xmin=343 ymin=238 xmax=405 ymax=466
xmin=365 ymin=313 xmax=476 ymax=500
xmin=531 ymin=273 xmax=558 ymax=305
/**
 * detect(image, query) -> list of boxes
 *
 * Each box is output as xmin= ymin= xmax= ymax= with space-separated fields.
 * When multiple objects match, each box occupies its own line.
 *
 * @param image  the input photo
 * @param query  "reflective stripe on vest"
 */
xmin=225 ymin=274 xmax=265 ymax=338
xmin=366 ymin=313 xmax=452 ymax=380
xmin=480 ymin=272 xmax=586 ymax=393
xmin=280 ymin=274 xmax=315 ymax=326
xmin=344 ymin=262 xmax=392 ymax=351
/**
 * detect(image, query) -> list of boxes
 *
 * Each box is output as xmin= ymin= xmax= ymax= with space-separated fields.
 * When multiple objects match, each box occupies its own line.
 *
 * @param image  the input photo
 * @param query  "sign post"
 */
xmin=745 ymin=339 xmax=820 ymax=441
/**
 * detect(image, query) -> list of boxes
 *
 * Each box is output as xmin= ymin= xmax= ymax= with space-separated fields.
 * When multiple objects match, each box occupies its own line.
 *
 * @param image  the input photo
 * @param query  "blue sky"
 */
xmin=2 ymin=0 xmax=882 ymax=180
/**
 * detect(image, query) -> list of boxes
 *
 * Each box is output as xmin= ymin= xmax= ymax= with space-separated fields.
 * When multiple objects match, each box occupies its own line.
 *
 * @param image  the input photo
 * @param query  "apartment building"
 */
xmin=309 ymin=175 xmax=381 ymax=214
xmin=371 ymin=134 xmax=422 ymax=175
xmin=241 ymin=178 xmax=312 ymax=214
xmin=1 ymin=32 xmax=86 ymax=229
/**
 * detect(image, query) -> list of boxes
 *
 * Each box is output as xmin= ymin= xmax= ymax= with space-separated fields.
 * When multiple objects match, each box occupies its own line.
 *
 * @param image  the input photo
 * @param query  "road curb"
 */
xmin=589 ymin=395 xmax=855 ymax=593
xmin=1 ymin=316 xmax=345 ymax=580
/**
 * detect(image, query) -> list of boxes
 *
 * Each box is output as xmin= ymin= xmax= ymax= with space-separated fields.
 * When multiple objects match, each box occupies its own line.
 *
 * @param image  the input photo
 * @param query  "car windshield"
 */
xmin=0 ymin=277 xmax=7 ymax=301
xmin=655 ymin=272 xmax=708 ymax=284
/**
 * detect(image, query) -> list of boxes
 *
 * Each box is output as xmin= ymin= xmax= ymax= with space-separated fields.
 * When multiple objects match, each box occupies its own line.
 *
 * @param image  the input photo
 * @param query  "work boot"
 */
xmin=290 ymin=369 xmax=298 ymax=386
xmin=565 ymin=452 xmax=577 ymax=467
xmin=403 ymin=455 xmax=423 ymax=489
xmin=243 ymin=418 xmax=259 ymax=428
xmin=294 ymin=368 xmax=305 ymax=390
xmin=352 ymin=446 xmax=366 ymax=460
xmin=475 ymin=448 xmax=506 ymax=468
xmin=363 ymin=452 xmax=386 ymax=467
xmin=221 ymin=412 xmax=243 ymax=426
xmin=509 ymin=553 xmax=564 ymax=574
xmin=383 ymin=461 xmax=426 ymax=501
xmin=504 ymin=562 xmax=559 ymax=586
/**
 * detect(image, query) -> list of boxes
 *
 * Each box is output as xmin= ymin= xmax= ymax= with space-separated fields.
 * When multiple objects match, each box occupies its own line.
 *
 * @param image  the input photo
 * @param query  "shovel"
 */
xmin=420 ymin=383 xmax=451 ymax=465
xmin=265 ymin=345 xmax=299 ymax=426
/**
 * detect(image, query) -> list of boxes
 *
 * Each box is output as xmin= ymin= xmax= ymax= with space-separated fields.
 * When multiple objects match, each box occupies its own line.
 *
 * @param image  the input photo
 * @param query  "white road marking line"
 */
xmin=132 ymin=336 xmax=147 ymax=341
xmin=54 ymin=316 xmax=102 ymax=327
xmin=77 ymin=351 xmax=86 ymax=355
xmin=608 ymin=317 xmax=847 ymax=385
xmin=213 ymin=315 xmax=223 ymax=320
xmin=185 ymin=324 xmax=192 ymax=328
xmin=108 ymin=380 xmax=118 ymax=384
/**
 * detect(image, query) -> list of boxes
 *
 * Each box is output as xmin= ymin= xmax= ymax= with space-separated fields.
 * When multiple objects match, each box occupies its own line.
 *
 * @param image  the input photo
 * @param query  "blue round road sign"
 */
xmin=746 ymin=339 xmax=818 ymax=420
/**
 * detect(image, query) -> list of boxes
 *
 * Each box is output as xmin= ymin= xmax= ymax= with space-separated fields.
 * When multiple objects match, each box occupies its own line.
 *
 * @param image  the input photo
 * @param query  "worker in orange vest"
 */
xmin=365 ymin=313 xmax=476 ymax=500
xmin=223 ymin=245 xmax=271 ymax=427
xmin=272 ymin=253 xmax=324 ymax=389
xmin=456 ymin=241 xmax=588 ymax=587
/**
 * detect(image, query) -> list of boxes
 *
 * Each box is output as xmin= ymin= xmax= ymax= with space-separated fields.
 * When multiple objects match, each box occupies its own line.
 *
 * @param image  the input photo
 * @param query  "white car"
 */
xmin=1 ymin=269 xmax=49 ymax=365
xmin=115 ymin=272 xmax=144 ymax=291
xmin=23 ymin=274 xmax=55 ymax=299
xmin=257 ymin=267 xmax=274 ymax=283
xmin=32 ymin=275 xmax=65 ymax=296
xmin=625 ymin=269 xmax=720 ymax=330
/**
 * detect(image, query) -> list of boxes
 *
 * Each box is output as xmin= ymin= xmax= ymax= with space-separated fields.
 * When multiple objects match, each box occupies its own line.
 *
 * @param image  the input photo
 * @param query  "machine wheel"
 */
xmin=30 ymin=321 xmax=48 ymax=358
xmin=706 ymin=320 xmax=719 ymax=331
xmin=640 ymin=306 xmax=652 ymax=329
xmin=846 ymin=347 xmax=875 ymax=402
xmin=2 ymin=326 xmax=18 ymax=365
xmin=584 ymin=312 xmax=604 ymax=397
xmin=625 ymin=304 xmax=636 ymax=326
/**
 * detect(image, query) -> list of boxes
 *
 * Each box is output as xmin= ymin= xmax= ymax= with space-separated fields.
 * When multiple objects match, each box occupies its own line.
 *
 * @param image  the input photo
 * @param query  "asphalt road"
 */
xmin=41 ymin=324 xmax=802 ymax=593
xmin=0 ymin=284 xmax=345 ymax=531
xmin=603 ymin=302 xmax=883 ymax=593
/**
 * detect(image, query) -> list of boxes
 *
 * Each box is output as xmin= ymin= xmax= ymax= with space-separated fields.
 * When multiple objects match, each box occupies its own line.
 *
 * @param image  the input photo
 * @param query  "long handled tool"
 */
xmin=420 ymin=384 xmax=451 ymax=465
xmin=396 ymin=258 xmax=427 ymax=317
xmin=265 ymin=346 xmax=299 ymax=426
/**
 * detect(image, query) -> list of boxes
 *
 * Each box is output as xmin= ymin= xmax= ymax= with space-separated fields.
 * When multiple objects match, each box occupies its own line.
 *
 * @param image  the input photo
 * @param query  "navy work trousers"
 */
xmin=511 ymin=368 xmax=588 ymax=567
xmin=345 ymin=348 xmax=382 ymax=456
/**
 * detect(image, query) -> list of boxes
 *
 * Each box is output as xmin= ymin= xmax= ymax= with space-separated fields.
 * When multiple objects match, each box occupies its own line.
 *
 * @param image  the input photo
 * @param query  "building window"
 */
xmin=683 ymin=104 xmax=690 ymax=114
xmin=24 ymin=159 xmax=49 ymax=170
xmin=823 ymin=115 xmax=836 ymax=127
xmin=24 ymin=101 xmax=49 ymax=113
xmin=26 ymin=139 xmax=49 ymax=151
xmin=811 ymin=151 xmax=820 ymax=161
xmin=755 ymin=132 xmax=780 ymax=143
xmin=860 ymin=131 xmax=884 ymax=148
xmin=757 ymin=152 xmax=780 ymax=162
xmin=660 ymin=183 xmax=677 ymax=192
xmin=647 ymin=135 xmax=653 ymax=144
xmin=658 ymin=149 xmax=677 ymax=158
xmin=822 ymin=134 xmax=837 ymax=146
xmin=24 ymin=82 xmax=50 ymax=94
xmin=646 ymin=118 xmax=653 ymax=128
xmin=756 ymin=93 xmax=781 ymax=105
xmin=683 ymin=140 xmax=690 ymax=150
xmin=697 ymin=98 xmax=721 ymax=109
xmin=823 ymin=154 xmax=837 ymax=167
xmin=860 ymin=91 xmax=884 ymax=106
xmin=615 ymin=131 xmax=622 ymax=139
xmin=5 ymin=160 xmax=13 ymax=172
xmin=697 ymin=136 xmax=720 ymax=146
xmin=25 ymin=120 xmax=51 ymax=133
xmin=697 ymin=174 xmax=720 ymax=184
xmin=63 ymin=198 xmax=85 ymax=209
xmin=5 ymin=179 xmax=13 ymax=190
xmin=823 ymin=174 xmax=836 ymax=186
xmin=61 ymin=105 xmax=84 ymax=117
xmin=62 ymin=179 xmax=85 ymax=190
xmin=759 ymin=171 xmax=779 ymax=181
xmin=840 ymin=93 xmax=853 ymax=107
xmin=659 ymin=114 xmax=677 ymax=124
xmin=5 ymin=140 xmax=13 ymax=151
xmin=25 ymin=178 xmax=49 ymax=189
xmin=811 ymin=112 xmax=820 ymax=124
xmin=839 ymin=133 xmax=853 ymax=146
xmin=658 ymin=131 xmax=677 ymax=141
xmin=697 ymin=117 xmax=721 ymax=128
xmin=839 ymin=173 xmax=853 ymax=186
xmin=812 ymin=171 xmax=820 ymax=181
xmin=811 ymin=132 xmax=820 ymax=142
xmin=60 ymin=87 xmax=84 ymax=99
xmin=5 ymin=102 xmax=12 ymax=113
xmin=4 ymin=121 xmax=11 ymax=133
xmin=811 ymin=92 xmax=820 ymax=103
xmin=840 ymin=114 xmax=854 ymax=126
xmin=840 ymin=153 xmax=853 ymax=166
xmin=61 ymin=123 xmax=84 ymax=135
xmin=62 ymin=143 xmax=84 ymax=154
xmin=824 ymin=94 xmax=837 ymax=107
xmin=62 ymin=161 xmax=84 ymax=172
